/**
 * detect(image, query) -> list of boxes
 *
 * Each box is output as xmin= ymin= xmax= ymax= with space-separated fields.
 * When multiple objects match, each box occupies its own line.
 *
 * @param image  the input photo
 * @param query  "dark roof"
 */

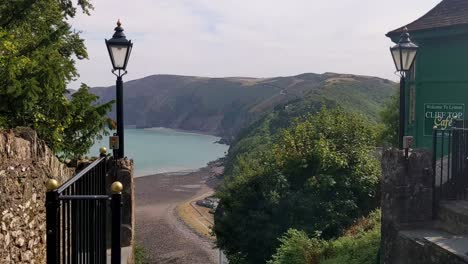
xmin=387 ymin=0 xmax=468 ymax=36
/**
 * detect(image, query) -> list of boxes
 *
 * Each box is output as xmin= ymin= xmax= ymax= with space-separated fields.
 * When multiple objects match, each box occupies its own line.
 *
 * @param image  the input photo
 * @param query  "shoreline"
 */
xmin=176 ymin=191 xmax=216 ymax=240
xmin=88 ymin=127 xmax=229 ymax=177
xmin=143 ymin=126 xmax=230 ymax=145
xmin=136 ymin=168 xmax=201 ymax=178
xmin=132 ymin=126 xmax=225 ymax=141
xmin=136 ymin=158 xmax=225 ymax=178
xmin=134 ymin=160 xmax=224 ymax=263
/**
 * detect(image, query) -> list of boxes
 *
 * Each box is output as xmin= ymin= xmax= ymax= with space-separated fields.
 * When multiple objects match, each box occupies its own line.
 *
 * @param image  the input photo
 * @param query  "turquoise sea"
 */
xmin=88 ymin=128 xmax=228 ymax=177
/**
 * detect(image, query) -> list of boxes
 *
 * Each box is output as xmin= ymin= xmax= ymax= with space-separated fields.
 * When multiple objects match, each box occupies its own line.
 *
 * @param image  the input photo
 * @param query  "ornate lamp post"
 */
xmin=106 ymin=20 xmax=133 ymax=158
xmin=390 ymin=27 xmax=418 ymax=149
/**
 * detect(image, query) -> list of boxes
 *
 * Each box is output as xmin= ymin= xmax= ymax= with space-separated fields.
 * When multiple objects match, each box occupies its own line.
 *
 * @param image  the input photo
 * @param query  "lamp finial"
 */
xmin=117 ymin=19 xmax=122 ymax=27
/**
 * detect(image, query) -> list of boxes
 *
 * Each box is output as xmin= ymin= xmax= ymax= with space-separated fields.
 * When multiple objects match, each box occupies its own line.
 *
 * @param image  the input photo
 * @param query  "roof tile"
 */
xmin=388 ymin=0 xmax=468 ymax=35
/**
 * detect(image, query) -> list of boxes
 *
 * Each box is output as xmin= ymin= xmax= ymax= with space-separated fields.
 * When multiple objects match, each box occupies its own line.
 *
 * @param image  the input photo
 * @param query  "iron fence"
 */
xmin=46 ymin=154 xmax=122 ymax=264
xmin=432 ymin=123 xmax=468 ymax=210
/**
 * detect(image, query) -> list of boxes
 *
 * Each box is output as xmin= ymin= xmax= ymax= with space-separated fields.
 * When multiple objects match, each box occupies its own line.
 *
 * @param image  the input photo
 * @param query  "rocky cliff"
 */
xmin=0 ymin=128 xmax=74 ymax=263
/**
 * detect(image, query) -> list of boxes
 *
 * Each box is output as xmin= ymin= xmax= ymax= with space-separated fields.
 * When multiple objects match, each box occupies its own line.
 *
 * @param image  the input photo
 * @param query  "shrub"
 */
xmin=268 ymin=229 xmax=324 ymax=264
xmin=321 ymin=210 xmax=381 ymax=264
xmin=269 ymin=210 xmax=381 ymax=264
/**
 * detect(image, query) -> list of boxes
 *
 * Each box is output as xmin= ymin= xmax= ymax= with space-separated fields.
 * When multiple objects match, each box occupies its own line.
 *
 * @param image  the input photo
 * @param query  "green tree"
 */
xmin=378 ymin=94 xmax=399 ymax=147
xmin=0 ymin=0 xmax=112 ymax=159
xmin=60 ymin=84 xmax=113 ymax=159
xmin=215 ymin=107 xmax=381 ymax=264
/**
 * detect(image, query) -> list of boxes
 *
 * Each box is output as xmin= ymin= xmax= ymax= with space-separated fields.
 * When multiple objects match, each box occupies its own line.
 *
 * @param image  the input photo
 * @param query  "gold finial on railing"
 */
xmin=46 ymin=179 xmax=59 ymax=191
xmin=111 ymin=181 xmax=123 ymax=193
xmin=433 ymin=125 xmax=438 ymax=130
xmin=99 ymin=147 xmax=107 ymax=155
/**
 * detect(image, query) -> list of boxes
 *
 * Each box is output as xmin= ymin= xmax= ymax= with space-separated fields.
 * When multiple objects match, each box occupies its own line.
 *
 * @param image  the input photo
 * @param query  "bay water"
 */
xmin=88 ymin=128 xmax=228 ymax=177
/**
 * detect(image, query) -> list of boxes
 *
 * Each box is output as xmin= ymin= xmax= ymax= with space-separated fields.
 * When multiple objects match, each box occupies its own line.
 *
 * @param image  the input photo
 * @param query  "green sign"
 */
xmin=424 ymin=103 xmax=465 ymax=136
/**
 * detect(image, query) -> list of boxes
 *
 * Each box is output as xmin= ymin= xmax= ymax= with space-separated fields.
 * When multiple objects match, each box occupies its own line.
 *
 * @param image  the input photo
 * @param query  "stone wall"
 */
xmin=380 ymin=148 xmax=434 ymax=264
xmin=0 ymin=128 xmax=74 ymax=264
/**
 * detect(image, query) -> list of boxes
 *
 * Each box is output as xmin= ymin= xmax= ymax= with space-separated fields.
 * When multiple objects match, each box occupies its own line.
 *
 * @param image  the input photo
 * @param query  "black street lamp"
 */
xmin=106 ymin=20 xmax=133 ymax=159
xmin=390 ymin=27 xmax=418 ymax=149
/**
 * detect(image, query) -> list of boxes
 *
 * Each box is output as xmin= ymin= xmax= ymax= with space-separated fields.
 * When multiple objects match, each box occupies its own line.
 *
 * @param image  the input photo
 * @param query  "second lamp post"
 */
xmin=390 ymin=27 xmax=418 ymax=149
xmin=106 ymin=20 xmax=133 ymax=159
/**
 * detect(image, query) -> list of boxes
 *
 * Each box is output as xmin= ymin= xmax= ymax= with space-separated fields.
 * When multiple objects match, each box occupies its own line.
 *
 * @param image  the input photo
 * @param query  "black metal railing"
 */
xmin=46 ymin=154 xmax=122 ymax=264
xmin=432 ymin=122 xmax=468 ymax=211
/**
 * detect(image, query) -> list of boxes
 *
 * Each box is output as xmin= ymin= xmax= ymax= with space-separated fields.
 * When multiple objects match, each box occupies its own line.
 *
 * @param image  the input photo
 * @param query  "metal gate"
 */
xmin=45 ymin=154 xmax=123 ymax=264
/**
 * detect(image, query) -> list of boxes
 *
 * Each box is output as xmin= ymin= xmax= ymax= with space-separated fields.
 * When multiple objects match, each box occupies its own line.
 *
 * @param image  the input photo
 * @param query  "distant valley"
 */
xmin=90 ymin=73 xmax=396 ymax=143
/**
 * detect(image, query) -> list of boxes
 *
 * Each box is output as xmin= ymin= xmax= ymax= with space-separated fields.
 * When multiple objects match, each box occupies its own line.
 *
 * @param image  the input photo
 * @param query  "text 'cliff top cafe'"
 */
xmin=386 ymin=0 xmax=468 ymax=149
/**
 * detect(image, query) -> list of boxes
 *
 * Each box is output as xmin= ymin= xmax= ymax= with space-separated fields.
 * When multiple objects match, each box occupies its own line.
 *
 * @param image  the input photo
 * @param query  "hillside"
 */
xmin=214 ymin=107 xmax=382 ymax=263
xmin=91 ymin=73 xmax=396 ymax=141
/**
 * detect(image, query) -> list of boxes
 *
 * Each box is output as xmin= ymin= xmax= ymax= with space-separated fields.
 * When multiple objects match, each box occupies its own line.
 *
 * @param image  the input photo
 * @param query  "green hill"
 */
xmin=91 ymin=73 xmax=396 ymax=142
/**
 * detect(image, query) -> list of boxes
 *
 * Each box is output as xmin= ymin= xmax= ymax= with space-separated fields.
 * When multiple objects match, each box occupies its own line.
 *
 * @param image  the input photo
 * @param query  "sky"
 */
xmin=69 ymin=0 xmax=442 ymax=89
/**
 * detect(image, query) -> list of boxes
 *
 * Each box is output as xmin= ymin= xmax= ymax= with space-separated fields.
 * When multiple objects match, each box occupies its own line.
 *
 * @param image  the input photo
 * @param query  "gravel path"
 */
xmin=135 ymin=168 xmax=218 ymax=264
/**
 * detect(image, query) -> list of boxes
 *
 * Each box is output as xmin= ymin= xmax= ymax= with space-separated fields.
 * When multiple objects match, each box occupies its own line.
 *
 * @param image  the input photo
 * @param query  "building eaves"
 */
xmin=387 ymin=0 xmax=468 ymax=37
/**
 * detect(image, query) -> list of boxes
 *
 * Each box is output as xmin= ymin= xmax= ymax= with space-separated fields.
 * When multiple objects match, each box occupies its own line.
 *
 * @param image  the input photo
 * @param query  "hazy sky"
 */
xmin=69 ymin=0 xmax=441 ymax=89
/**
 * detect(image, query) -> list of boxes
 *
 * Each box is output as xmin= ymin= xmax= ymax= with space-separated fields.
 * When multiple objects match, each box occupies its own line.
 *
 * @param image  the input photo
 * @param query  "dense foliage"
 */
xmin=60 ymin=84 xmax=113 ymax=159
xmin=268 ymin=210 xmax=381 ymax=264
xmin=321 ymin=210 xmax=380 ymax=264
xmin=267 ymin=229 xmax=324 ymax=264
xmin=378 ymin=94 xmax=399 ymax=147
xmin=224 ymin=98 xmax=335 ymax=175
xmin=214 ymin=107 xmax=381 ymax=263
xmin=0 ymin=0 xmax=112 ymax=159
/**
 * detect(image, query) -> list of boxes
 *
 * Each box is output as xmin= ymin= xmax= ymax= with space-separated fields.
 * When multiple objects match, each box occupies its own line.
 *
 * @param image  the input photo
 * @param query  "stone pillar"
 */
xmin=108 ymin=158 xmax=134 ymax=248
xmin=380 ymin=149 xmax=433 ymax=264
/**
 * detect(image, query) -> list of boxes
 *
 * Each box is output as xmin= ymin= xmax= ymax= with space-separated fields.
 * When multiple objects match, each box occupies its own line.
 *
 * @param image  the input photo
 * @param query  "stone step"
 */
xmin=106 ymin=246 xmax=133 ymax=264
xmin=398 ymin=229 xmax=468 ymax=264
xmin=437 ymin=200 xmax=468 ymax=235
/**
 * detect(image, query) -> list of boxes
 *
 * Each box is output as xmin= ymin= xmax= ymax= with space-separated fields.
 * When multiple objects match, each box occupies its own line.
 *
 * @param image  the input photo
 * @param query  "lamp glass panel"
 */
xmin=391 ymin=48 xmax=402 ymax=71
xmin=110 ymin=45 xmax=129 ymax=68
xmin=125 ymin=45 xmax=133 ymax=68
xmin=401 ymin=49 xmax=417 ymax=71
